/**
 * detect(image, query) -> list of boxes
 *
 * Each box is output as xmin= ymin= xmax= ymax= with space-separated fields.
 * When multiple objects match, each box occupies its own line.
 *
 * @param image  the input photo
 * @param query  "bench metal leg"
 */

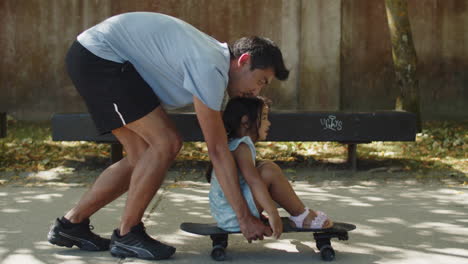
xmin=0 ymin=112 xmax=6 ymax=138
xmin=347 ymin=144 xmax=357 ymax=171
xmin=111 ymin=143 xmax=123 ymax=164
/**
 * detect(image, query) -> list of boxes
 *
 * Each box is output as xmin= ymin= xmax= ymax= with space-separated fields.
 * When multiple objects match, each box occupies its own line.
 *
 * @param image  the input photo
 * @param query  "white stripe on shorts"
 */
xmin=113 ymin=103 xmax=127 ymax=126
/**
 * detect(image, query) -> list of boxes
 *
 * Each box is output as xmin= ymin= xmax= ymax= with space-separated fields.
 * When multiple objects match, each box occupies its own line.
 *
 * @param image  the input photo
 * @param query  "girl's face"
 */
xmin=257 ymin=104 xmax=271 ymax=141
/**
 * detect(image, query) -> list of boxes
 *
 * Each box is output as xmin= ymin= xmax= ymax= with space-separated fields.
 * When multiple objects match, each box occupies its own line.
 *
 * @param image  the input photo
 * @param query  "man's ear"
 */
xmin=237 ymin=53 xmax=251 ymax=67
xmin=241 ymin=115 xmax=250 ymax=128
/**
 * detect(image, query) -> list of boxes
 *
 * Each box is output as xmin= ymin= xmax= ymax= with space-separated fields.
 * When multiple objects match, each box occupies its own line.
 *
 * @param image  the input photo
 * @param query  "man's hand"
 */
xmin=239 ymin=214 xmax=272 ymax=243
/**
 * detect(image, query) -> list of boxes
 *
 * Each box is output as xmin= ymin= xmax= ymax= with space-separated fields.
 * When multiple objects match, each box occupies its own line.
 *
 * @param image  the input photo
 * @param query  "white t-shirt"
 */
xmin=77 ymin=12 xmax=230 ymax=111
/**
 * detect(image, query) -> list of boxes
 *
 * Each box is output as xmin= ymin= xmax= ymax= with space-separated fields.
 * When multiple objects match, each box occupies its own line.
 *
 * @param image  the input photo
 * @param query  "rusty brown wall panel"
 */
xmin=409 ymin=0 xmax=468 ymax=119
xmin=0 ymin=0 xmax=16 ymax=112
xmin=341 ymin=0 xmax=467 ymax=119
xmin=299 ymin=0 xmax=341 ymax=111
xmin=341 ymin=0 xmax=397 ymax=112
xmin=1 ymin=0 xmax=467 ymax=120
xmin=0 ymin=0 xmax=299 ymax=119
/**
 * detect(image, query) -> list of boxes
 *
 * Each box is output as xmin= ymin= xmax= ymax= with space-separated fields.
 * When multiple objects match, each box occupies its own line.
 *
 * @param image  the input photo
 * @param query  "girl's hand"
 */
xmin=268 ymin=211 xmax=283 ymax=239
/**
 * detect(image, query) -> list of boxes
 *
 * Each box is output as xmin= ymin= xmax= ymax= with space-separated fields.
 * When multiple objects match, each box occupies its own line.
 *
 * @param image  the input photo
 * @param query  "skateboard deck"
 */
xmin=181 ymin=217 xmax=355 ymax=235
xmin=180 ymin=217 xmax=356 ymax=261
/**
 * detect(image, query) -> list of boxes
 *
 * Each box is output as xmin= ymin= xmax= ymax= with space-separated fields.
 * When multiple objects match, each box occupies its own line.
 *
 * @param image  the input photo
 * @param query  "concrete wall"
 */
xmin=0 ymin=0 xmax=467 ymax=120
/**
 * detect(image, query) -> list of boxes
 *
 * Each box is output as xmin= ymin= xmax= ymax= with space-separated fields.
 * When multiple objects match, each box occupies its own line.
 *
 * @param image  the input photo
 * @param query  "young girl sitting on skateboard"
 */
xmin=208 ymin=97 xmax=333 ymax=238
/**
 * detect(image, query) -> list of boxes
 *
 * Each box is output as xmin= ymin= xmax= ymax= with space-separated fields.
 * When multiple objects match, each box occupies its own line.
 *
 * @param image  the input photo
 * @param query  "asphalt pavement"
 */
xmin=1 ymin=170 xmax=467 ymax=264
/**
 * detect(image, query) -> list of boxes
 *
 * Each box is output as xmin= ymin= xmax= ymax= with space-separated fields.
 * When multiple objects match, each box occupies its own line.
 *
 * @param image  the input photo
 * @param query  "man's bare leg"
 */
xmin=64 ymin=127 xmax=148 ymax=223
xmin=48 ymin=126 xmax=151 ymax=252
xmin=64 ymin=158 xmax=132 ymax=223
xmin=115 ymin=107 xmax=182 ymax=235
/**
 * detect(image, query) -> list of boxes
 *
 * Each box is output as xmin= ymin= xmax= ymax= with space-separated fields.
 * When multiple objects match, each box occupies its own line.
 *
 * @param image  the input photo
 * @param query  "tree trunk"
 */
xmin=385 ymin=0 xmax=421 ymax=131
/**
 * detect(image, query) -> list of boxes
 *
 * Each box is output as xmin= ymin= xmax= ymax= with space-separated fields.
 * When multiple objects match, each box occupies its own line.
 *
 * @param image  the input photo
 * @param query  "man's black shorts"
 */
xmin=66 ymin=40 xmax=160 ymax=135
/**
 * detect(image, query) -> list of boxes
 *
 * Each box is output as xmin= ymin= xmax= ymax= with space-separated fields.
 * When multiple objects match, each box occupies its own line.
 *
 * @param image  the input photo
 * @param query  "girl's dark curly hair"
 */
xmin=205 ymin=96 xmax=270 ymax=182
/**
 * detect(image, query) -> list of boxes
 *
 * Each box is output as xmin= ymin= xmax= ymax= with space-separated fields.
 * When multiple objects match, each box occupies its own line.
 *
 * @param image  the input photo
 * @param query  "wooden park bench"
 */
xmin=0 ymin=112 xmax=6 ymax=138
xmin=51 ymin=111 xmax=417 ymax=170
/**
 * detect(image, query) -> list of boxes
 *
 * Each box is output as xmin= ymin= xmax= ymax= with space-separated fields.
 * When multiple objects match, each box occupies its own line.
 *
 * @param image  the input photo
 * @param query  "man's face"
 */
xmin=227 ymin=54 xmax=275 ymax=98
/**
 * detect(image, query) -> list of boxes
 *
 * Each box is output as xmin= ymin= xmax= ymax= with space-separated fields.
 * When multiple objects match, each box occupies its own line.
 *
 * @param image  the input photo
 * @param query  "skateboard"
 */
xmin=180 ymin=217 xmax=356 ymax=261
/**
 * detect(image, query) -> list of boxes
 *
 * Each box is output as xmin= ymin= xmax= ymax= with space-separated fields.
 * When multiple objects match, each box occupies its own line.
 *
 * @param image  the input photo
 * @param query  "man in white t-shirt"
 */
xmin=47 ymin=12 xmax=289 ymax=260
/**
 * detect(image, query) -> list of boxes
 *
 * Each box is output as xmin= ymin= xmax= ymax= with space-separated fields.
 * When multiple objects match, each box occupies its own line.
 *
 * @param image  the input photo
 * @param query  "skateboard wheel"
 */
xmin=319 ymin=245 xmax=335 ymax=261
xmin=211 ymin=245 xmax=226 ymax=261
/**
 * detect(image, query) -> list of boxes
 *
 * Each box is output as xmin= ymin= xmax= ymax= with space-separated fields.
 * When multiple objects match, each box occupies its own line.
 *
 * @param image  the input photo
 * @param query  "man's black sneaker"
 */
xmin=110 ymin=222 xmax=176 ymax=260
xmin=48 ymin=217 xmax=110 ymax=251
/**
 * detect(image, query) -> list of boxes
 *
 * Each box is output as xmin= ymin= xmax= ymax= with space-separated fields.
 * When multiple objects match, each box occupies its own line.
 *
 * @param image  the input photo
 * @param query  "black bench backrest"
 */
xmin=52 ymin=111 xmax=416 ymax=143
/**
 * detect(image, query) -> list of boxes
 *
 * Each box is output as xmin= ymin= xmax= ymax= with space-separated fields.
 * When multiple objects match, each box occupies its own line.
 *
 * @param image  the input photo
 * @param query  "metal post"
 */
xmin=347 ymin=144 xmax=357 ymax=171
xmin=0 ymin=112 xmax=6 ymax=138
xmin=111 ymin=143 xmax=123 ymax=163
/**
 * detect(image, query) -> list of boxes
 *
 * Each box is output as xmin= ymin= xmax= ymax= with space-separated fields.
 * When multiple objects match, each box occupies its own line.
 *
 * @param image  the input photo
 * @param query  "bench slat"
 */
xmin=52 ymin=111 xmax=416 ymax=143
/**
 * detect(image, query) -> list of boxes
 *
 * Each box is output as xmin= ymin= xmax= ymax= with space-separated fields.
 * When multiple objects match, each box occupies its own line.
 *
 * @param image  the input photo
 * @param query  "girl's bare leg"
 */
xmin=255 ymin=161 xmax=332 ymax=228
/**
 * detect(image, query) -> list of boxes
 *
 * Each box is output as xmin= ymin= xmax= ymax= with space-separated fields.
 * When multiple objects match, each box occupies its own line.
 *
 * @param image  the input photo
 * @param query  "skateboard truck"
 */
xmin=210 ymin=234 xmax=228 ymax=261
xmin=314 ymin=231 xmax=349 ymax=261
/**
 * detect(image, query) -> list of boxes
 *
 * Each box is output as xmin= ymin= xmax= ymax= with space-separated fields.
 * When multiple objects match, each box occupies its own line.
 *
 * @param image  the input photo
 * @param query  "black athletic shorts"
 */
xmin=65 ymin=40 xmax=160 ymax=135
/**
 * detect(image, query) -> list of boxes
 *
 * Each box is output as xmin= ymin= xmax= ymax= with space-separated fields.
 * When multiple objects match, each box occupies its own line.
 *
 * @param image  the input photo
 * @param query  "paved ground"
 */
xmin=1 ymin=169 xmax=468 ymax=264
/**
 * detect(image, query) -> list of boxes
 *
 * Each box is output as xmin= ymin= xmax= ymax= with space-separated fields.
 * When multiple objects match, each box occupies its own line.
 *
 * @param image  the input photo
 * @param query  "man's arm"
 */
xmin=193 ymin=97 xmax=271 ymax=242
xmin=232 ymin=144 xmax=282 ymax=239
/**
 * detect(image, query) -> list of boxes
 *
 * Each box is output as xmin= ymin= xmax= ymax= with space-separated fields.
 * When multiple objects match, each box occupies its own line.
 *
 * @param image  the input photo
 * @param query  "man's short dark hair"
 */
xmin=230 ymin=36 xmax=289 ymax=81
